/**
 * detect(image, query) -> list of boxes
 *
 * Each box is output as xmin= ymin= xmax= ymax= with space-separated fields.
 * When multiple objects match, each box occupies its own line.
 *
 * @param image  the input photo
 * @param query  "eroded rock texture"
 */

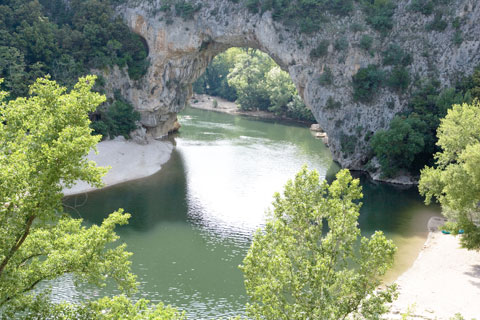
xmin=110 ymin=0 xmax=480 ymax=170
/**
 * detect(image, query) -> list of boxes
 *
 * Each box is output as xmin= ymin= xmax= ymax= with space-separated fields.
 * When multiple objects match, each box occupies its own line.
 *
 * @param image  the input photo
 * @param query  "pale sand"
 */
xmin=389 ymin=217 xmax=480 ymax=319
xmin=63 ymin=137 xmax=173 ymax=196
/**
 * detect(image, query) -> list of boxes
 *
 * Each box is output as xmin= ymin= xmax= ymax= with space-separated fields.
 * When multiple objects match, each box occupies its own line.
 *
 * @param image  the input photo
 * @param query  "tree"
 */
xmin=241 ymin=167 xmax=397 ymax=320
xmin=0 ymin=76 xmax=183 ymax=319
xmin=265 ymin=66 xmax=296 ymax=115
xmin=352 ymin=65 xmax=385 ymax=102
xmin=227 ymin=49 xmax=274 ymax=111
xmin=371 ymin=115 xmax=427 ymax=177
xmin=419 ymin=101 xmax=480 ymax=250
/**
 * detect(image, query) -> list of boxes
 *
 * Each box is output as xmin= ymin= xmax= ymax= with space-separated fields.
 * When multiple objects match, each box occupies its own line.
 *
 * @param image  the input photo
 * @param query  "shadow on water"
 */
xmin=64 ymin=149 xmax=189 ymax=231
xmin=58 ymin=107 xmax=441 ymax=318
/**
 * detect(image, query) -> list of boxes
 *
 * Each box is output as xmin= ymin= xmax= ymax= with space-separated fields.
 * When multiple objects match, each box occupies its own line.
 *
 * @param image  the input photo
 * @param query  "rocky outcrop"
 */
xmin=110 ymin=0 xmax=480 ymax=171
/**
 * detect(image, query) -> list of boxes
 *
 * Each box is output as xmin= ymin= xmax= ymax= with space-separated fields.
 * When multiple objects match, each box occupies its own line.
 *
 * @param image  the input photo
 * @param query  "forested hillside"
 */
xmin=0 ymin=0 xmax=147 ymax=138
xmin=0 ymin=0 xmax=148 ymax=98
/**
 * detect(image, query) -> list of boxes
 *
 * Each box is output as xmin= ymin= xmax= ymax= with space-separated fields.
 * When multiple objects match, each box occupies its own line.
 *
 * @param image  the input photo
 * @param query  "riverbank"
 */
xmin=63 ymin=137 xmax=173 ymax=196
xmin=189 ymin=94 xmax=314 ymax=126
xmin=388 ymin=217 xmax=480 ymax=319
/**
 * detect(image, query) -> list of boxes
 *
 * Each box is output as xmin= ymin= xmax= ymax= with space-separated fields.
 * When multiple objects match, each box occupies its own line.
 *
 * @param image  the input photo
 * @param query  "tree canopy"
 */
xmin=0 ymin=0 xmax=149 ymax=99
xmin=0 ymin=76 xmax=182 ymax=319
xmin=194 ymin=48 xmax=315 ymax=122
xmin=419 ymin=101 xmax=480 ymax=250
xmin=241 ymin=167 xmax=397 ymax=319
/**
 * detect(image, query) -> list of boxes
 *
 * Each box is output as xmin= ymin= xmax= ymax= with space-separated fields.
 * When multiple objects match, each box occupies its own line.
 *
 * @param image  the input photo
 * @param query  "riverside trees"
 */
xmin=0 ymin=76 xmax=183 ymax=319
xmin=419 ymin=101 xmax=480 ymax=250
xmin=241 ymin=167 xmax=397 ymax=319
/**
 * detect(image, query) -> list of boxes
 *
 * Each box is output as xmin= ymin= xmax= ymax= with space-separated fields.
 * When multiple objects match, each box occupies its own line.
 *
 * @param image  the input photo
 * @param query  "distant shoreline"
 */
xmin=189 ymin=94 xmax=315 ymax=126
xmin=63 ymin=137 xmax=173 ymax=196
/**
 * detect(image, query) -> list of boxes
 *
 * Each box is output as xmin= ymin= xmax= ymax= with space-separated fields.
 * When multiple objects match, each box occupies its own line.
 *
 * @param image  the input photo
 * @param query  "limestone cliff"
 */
xmin=109 ymin=0 xmax=480 ymax=174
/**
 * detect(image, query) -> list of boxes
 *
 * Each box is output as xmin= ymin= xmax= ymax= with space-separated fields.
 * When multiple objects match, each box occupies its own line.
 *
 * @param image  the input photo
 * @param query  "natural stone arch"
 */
xmin=106 ymin=0 xmax=480 ymax=172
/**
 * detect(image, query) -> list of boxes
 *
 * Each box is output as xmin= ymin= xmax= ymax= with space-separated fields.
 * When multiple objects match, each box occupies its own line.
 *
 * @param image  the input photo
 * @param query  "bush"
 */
xmin=325 ymin=96 xmax=341 ymax=109
xmin=91 ymin=95 xmax=140 ymax=139
xmin=352 ymin=65 xmax=385 ymax=102
xmin=334 ymin=37 xmax=349 ymax=51
xmin=318 ymin=67 xmax=333 ymax=85
xmin=409 ymin=0 xmax=434 ymax=15
xmin=426 ymin=12 xmax=448 ymax=31
xmin=387 ymin=66 xmax=410 ymax=92
xmin=310 ymin=40 xmax=330 ymax=58
xmin=382 ymin=44 xmax=413 ymax=66
xmin=340 ymin=132 xmax=357 ymax=155
xmin=360 ymin=0 xmax=396 ymax=33
xmin=371 ymin=116 xmax=427 ymax=177
xmin=359 ymin=35 xmax=373 ymax=51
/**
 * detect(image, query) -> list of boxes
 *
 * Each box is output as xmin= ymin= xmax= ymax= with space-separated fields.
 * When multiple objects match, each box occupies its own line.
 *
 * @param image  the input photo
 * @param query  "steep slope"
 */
xmin=111 ymin=0 xmax=480 ymax=172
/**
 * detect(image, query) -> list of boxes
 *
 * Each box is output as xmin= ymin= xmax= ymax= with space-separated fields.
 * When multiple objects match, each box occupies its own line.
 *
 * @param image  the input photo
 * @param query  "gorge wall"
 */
xmin=108 ymin=0 xmax=480 ymax=173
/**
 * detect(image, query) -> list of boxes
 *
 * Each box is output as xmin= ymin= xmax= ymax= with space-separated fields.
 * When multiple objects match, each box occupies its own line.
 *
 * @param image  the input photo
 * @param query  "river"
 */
xmin=62 ymin=107 xmax=440 ymax=319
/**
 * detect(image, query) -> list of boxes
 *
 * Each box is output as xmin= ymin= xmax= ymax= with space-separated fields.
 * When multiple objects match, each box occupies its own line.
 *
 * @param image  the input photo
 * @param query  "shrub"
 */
xmin=426 ymin=13 xmax=448 ymax=31
xmin=409 ymin=0 xmax=434 ymax=15
xmin=325 ymin=96 xmax=341 ymax=109
xmin=318 ymin=67 xmax=333 ymax=85
xmin=371 ymin=115 xmax=427 ymax=178
xmin=382 ymin=44 xmax=413 ymax=66
xmin=310 ymin=40 xmax=330 ymax=58
xmin=340 ymin=132 xmax=357 ymax=155
xmin=334 ymin=37 xmax=349 ymax=51
xmin=352 ymin=65 xmax=385 ymax=102
xmin=387 ymin=66 xmax=410 ymax=92
xmin=359 ymin=35 xmax=374 ymax=51
xmin=361 ymin=0 xmax=396 ymax=33
xmin=91 ymin=94 xmax=140 ymax=139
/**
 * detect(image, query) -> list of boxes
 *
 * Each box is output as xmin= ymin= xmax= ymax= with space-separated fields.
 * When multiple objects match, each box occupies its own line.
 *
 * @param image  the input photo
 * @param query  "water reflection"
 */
xmin=65 ymin=150 xmax=189 ymax=231
xmin=59 ymin=107 xmax=440 ymax=319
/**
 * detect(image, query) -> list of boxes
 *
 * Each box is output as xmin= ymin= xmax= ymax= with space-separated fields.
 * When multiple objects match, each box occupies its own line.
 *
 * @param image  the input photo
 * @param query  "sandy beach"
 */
xmin=63 ymin=137 xmax=173 ymax=196
xmin=388 ymin=217 xmax=480 ymax=319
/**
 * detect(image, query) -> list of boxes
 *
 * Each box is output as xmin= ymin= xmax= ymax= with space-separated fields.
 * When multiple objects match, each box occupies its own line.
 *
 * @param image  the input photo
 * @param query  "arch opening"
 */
xmin=189 ymin=47 xmax=315 ymax=124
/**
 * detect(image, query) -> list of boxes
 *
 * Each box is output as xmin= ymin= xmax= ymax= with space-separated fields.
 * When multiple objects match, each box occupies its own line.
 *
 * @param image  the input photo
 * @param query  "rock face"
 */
xmin=111 ymin=0 xmax=480 ymax=170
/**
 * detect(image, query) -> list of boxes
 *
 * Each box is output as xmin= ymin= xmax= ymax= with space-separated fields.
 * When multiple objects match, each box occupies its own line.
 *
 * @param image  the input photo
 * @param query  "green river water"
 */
xmin=61 ymin=107 xmax=440 ymax=319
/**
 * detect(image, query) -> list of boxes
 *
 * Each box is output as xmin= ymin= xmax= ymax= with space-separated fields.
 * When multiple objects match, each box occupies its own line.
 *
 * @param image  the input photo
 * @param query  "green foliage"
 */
xmin=409 ymin=0 xmax=434 ymax=15
xmin=334 ymin=37 xmax=349 ymax=51
xmin=371 ymin=115 xmax=427 ymax=177
xmin=252 ymin=0 xmax=354 ymax=34
xmin=0 ymin=76 xmax=116 ymax=310
xmin=0 ymin=76 xmax=182 ymax=318
xmin=3 ymin=294 xmax=185 ymax=319
xmin=352 ymin=65 xmax=385 ymax=102
xmin=91 ymin=94 xmax=141 ymax=139
xmin=195 ymin=48 xmax=314 ymax=121
xmin=227 ymin=49 xmax=273 ymax=111
xmin=387 ymin=66 xmax=410 ymax=92
xmin=426 ymin=12 xmax=448 ymax=31
xmin=419 ymin=101 xmax=480 ymax=250
xmin=359 ymin=34 xmax=374 ymax=51
xmin=340 ymin=132 xmax=357 ymax=155
xmin=174 ymin=0 xmax=200 ymax=20
xmin=360 ymin=0 xmax=397 ymax=33
xmin=318 ymin=67 xmax=333 ymax=85
xmin=382 ymin=44 xmax=413 ymax=67
xmin=193 ymin=48 xmax=240 ymax=101
xmin=325 ymin=96 xmax=341 ymax=109
xmin=370 ymin=72 xmax=478 ymax=177
xmin=453 ymin=30 xmax=463 ymax=46
xmin=310 ymin=40 xmax=330 ymax=58
xmin=241 ymin=167 xmax=397 ymax=319
xmin=0 ymin=0 xmax=149 ymax=100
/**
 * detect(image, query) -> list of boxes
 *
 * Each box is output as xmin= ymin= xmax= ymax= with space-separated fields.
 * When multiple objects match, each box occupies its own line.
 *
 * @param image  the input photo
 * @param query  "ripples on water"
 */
xmin=57 ymin=107 xmax=439 ymax=319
